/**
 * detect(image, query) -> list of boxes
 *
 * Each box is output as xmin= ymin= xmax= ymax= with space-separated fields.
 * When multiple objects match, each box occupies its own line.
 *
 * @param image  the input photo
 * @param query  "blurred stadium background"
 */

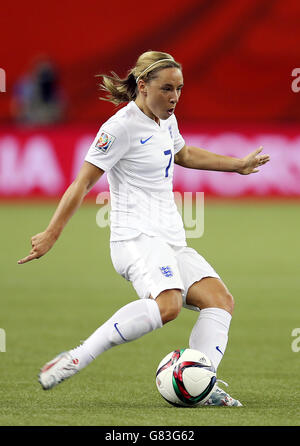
xmin=1 ymin=0 xmax=300 ymax=199
xmin=1 ymin=0 xmax=300 ymax=427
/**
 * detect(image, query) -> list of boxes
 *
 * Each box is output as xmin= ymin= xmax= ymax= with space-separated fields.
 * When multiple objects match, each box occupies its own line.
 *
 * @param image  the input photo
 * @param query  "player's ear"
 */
xmin=137 ymin=79 xmax=147 ymax=96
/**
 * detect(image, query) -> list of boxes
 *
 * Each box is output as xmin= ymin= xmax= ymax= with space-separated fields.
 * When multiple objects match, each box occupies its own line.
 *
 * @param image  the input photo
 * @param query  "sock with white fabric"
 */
xmin=70 ymin=298 xmax=163 ymax=370
xmin=189 ymin=307 xmax=232 ymax=371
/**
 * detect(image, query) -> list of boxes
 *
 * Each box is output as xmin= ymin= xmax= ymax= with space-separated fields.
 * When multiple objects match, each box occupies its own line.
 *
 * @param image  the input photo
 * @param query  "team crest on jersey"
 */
xmin=95 ymin=131 xmax=115 ymax=154
xmin=160 ymin=266 xmax=173 ymax=278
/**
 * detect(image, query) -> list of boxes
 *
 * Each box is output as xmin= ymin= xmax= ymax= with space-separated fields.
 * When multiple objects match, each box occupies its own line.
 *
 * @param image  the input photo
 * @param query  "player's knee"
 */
xmin=209 ymin=288 xmax=234 ymax=314
xmin=221 ymin=290 xmax=235 ymax=315
xmin=155 ymin=289 xmax=182 ymax=324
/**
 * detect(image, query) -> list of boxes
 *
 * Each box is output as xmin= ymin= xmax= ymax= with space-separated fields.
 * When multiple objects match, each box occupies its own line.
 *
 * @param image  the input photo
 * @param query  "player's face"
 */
xmin=138 ymin=67 xmax=184 ymax=122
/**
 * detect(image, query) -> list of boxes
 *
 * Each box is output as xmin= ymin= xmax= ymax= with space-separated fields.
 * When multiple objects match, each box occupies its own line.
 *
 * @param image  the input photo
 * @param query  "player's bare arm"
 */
xmin=174 ymin=144 xmax=270 ymax=175
xmin=18 ymin=161 xmax=104 ymax=264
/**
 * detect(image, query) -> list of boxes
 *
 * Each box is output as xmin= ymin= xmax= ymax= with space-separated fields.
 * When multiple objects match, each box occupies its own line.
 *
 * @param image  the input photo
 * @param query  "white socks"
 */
xmin=70 ymin=302 xmax=231 ymax=374
xmin=189 ymin=307 xmax=232 ymax=371
xmin=70 ymin=298 xmax=162 ymax=370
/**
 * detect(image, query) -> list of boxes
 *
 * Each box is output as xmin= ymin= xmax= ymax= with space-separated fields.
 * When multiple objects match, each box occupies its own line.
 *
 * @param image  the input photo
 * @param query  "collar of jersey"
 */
xmin=131 ymin=101 xmax=162 ymax=128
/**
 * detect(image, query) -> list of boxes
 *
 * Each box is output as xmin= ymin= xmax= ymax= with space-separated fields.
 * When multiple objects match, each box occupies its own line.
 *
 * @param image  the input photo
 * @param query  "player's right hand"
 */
xmin=18 ymin=230 xmax=57 ymax=264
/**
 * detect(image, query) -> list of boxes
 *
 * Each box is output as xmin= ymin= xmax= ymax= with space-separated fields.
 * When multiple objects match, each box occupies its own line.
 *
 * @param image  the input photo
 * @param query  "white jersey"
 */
xmin=85 ymin=101 xmax=186 ymax=246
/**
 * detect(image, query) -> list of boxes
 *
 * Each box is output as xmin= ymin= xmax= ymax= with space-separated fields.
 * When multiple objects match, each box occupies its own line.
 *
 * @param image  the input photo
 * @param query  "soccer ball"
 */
xmin=155 ymin=348 xmax=216 ymax=407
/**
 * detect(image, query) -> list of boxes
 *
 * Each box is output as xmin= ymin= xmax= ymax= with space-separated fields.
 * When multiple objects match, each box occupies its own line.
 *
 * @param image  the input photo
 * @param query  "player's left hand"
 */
xmin=237 ymin=146 xmax=270 ymax=175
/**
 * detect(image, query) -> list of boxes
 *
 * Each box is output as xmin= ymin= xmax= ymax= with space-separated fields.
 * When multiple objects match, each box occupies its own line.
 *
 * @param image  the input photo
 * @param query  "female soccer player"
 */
xmin=18 ymin=51 xmax=270 ymax=406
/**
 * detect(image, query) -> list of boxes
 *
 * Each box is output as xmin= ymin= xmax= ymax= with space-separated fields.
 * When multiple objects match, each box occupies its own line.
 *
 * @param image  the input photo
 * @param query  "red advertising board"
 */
xmin=0 ymin=124 xmax=299 ymax=198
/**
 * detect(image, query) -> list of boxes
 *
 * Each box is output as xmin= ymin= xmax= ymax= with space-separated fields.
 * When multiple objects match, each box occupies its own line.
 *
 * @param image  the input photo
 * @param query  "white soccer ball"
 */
xmin=155 ymin=348 xmax=216 ymax=407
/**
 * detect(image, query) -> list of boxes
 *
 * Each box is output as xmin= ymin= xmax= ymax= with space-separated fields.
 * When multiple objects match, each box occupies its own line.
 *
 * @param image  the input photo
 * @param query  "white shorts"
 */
xmin=110 ymin=234 xmax=220 ymax=311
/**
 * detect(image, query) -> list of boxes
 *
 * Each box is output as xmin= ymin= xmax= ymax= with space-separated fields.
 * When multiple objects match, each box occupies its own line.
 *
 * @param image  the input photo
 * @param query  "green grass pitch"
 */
xmin=1 ymin=199 xmax=300 ymax=426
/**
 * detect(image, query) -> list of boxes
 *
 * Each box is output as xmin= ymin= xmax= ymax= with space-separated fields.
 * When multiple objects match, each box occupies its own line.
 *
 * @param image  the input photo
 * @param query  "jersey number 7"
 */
xmin=164 ymin=150 xmax=173 ymax=178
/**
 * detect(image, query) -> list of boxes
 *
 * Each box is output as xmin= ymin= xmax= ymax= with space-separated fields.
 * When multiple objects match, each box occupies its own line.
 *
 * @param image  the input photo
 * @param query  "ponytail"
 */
xmin=97 ymin=71 xmax=137 ymax=106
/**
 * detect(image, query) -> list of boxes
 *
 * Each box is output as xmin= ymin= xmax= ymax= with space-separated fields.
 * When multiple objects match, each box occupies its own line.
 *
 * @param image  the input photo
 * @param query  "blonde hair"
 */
xmin=97 ymin=51 xmax=182 ymax=105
